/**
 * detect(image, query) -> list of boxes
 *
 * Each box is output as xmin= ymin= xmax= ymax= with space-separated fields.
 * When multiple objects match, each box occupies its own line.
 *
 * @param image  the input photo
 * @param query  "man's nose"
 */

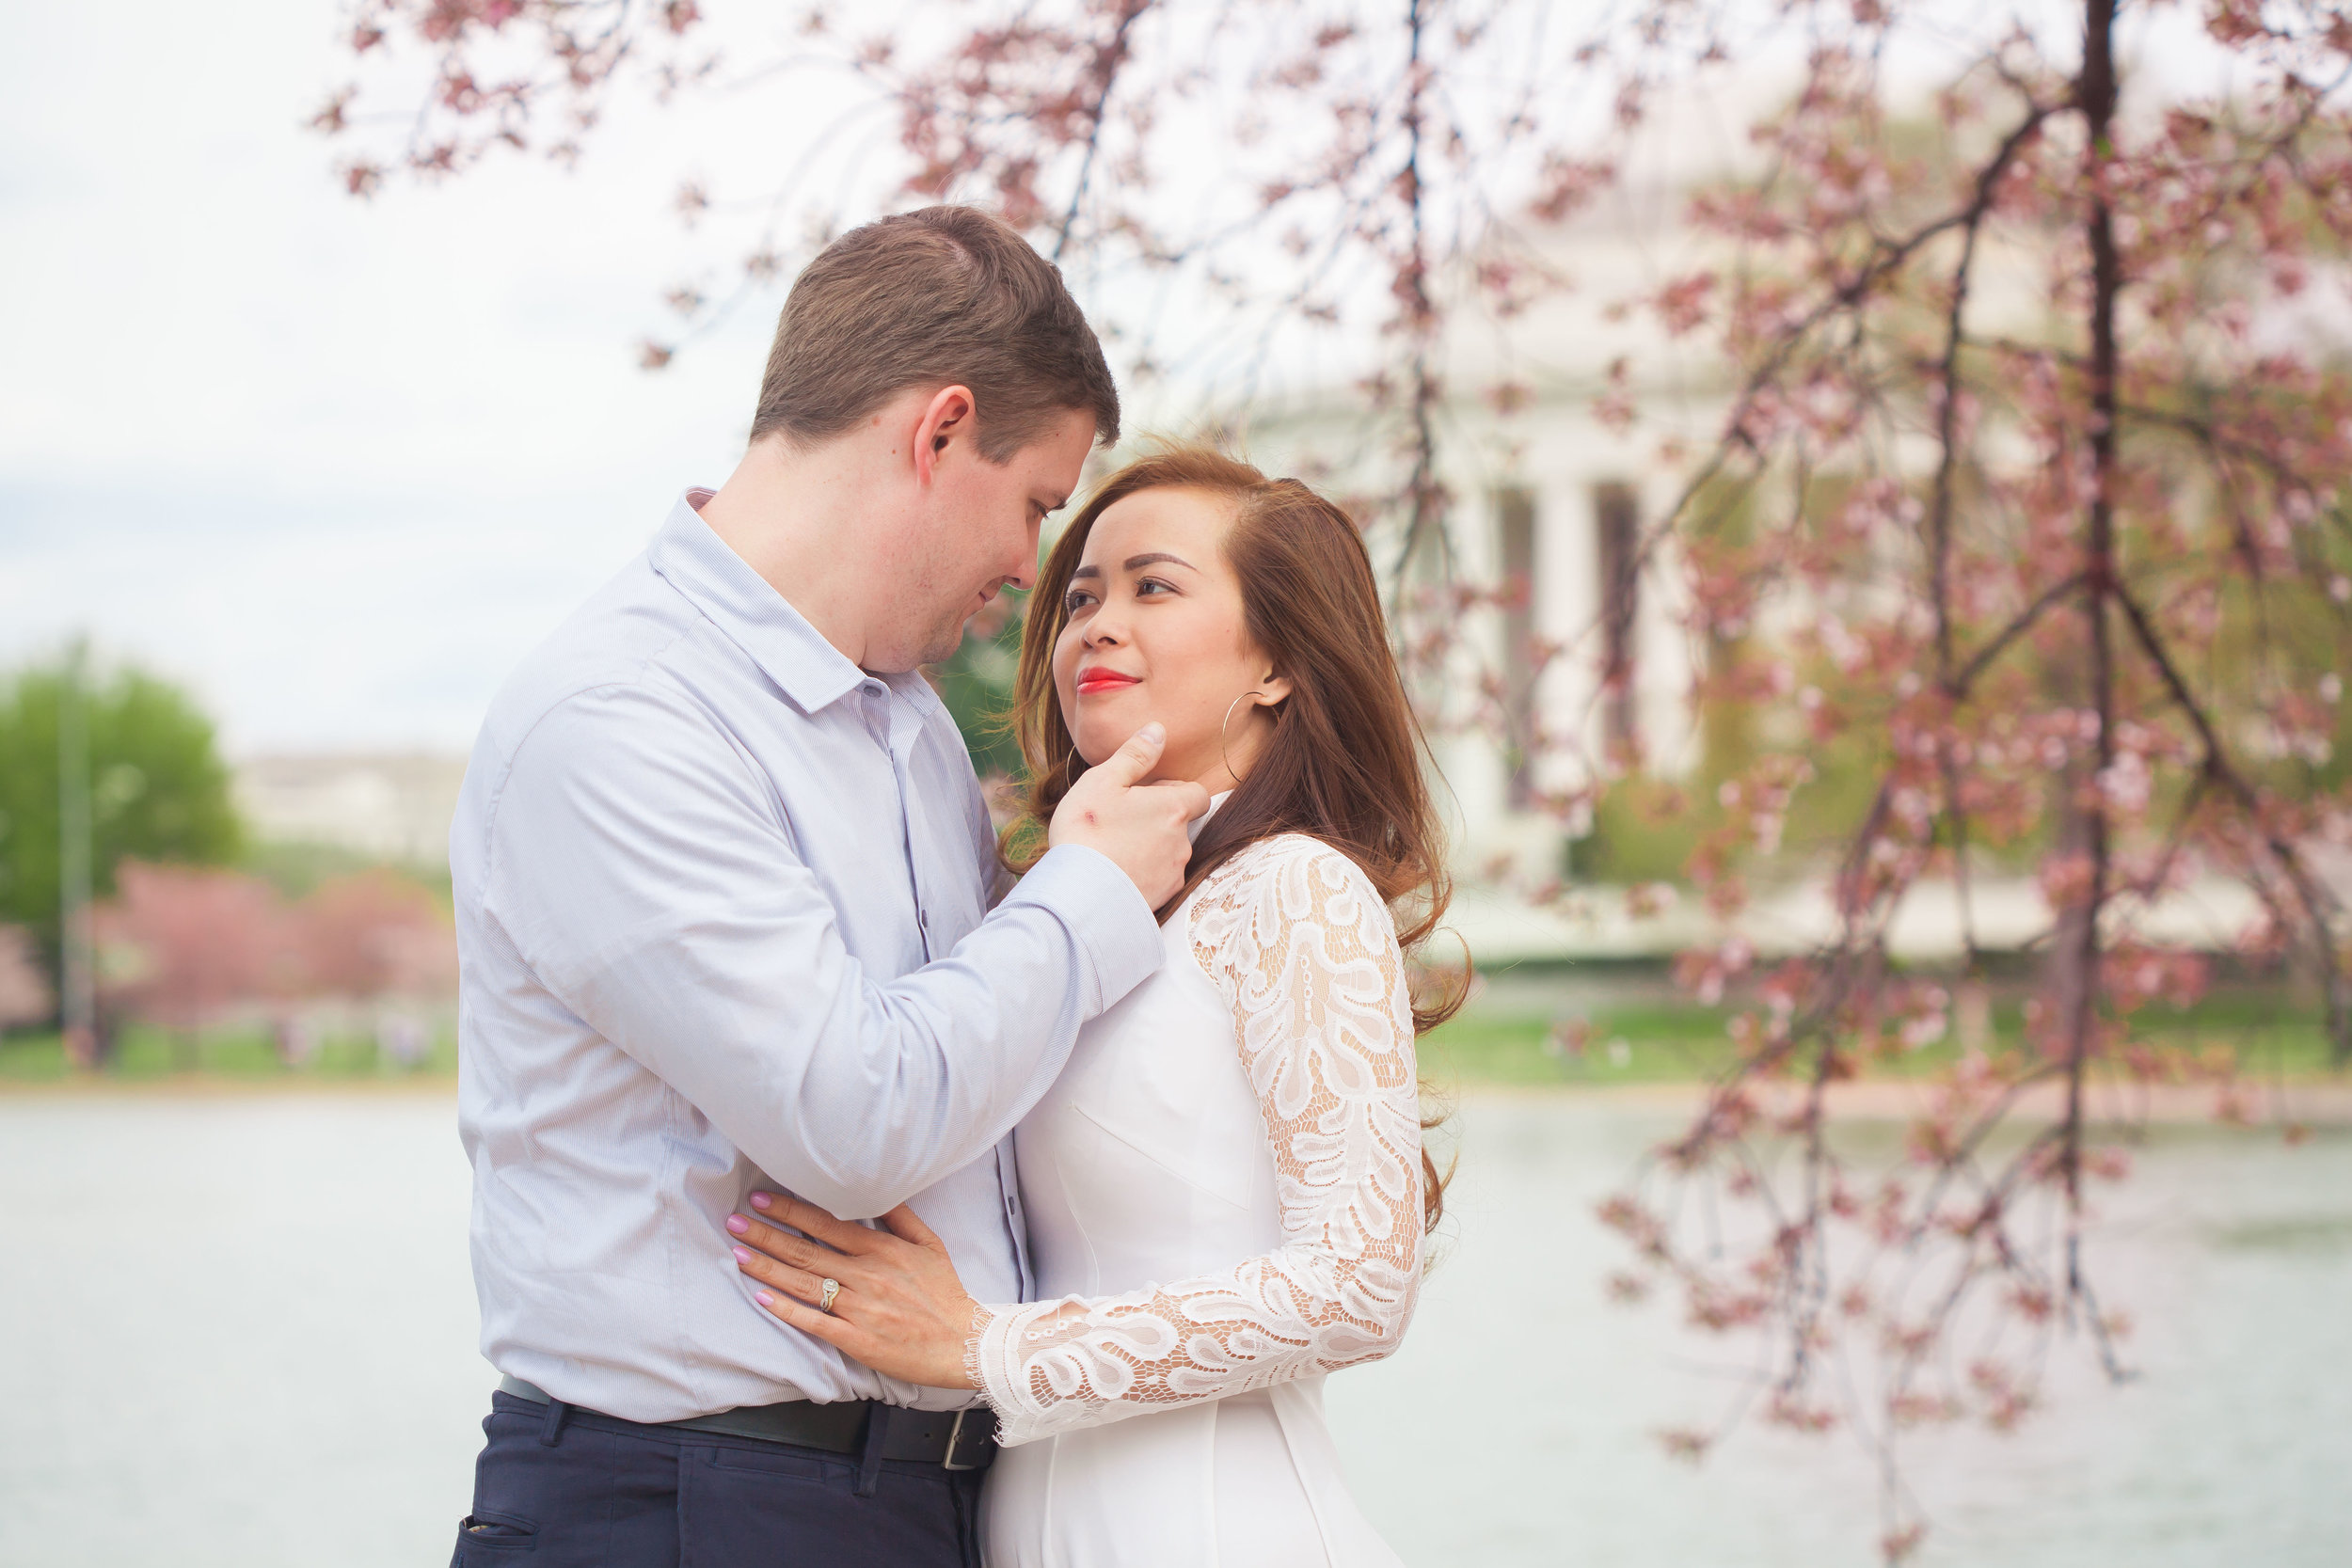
xmin=1006 ymin=520 xmax=1041 ymax=592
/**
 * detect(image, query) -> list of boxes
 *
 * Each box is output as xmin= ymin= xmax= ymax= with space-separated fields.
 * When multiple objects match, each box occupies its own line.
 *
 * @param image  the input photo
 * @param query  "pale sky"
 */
xmin=0 ymin=0 xmax=2239 ymax=756
xmin=1 ymin=1 xmax=807 ymax=753
xmin=0 ymin=0 xmax=1393 ymax=755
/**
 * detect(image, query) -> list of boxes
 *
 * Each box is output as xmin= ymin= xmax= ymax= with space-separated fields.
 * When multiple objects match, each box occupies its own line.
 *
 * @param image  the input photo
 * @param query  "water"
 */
xmin=1 ymin=1093 xmax=2344 ymax=1566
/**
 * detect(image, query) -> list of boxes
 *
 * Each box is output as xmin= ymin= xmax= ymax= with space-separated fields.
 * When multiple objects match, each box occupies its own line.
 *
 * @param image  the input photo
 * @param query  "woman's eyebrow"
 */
xmin=1071 ymin=551 xmax=1194 ymax=581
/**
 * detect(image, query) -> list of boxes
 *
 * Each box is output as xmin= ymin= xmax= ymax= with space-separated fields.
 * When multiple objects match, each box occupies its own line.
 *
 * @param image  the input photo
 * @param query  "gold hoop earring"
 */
xmin=1219 ymin=690 xmax=1266 ymax=784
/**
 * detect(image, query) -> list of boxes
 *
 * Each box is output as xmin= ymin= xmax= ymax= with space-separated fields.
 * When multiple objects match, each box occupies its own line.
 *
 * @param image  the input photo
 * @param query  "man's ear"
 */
xmin=911 ymin=385 xmax=977 ymax=487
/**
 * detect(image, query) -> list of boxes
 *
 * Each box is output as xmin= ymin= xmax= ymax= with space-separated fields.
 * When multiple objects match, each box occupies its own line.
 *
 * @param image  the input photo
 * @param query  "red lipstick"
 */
xmin=1075 ymin=669 xmax=1141 ymax=696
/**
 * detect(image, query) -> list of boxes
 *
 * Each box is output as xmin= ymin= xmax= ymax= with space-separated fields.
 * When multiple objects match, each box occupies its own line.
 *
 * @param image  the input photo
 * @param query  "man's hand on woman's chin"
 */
xmin=724 ymin=1194 xmax=985 ymax=1391
xmin=1047 ymin=721 xmax=1210 ymax=908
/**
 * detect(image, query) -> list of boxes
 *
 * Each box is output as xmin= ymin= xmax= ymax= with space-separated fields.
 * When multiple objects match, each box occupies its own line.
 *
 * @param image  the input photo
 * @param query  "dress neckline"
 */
xmin=1188 ymin=789 xmax=1235 ymax=846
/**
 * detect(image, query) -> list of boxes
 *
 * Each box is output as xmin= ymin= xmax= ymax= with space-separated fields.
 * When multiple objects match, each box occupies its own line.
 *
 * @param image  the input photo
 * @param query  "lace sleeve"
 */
xmin=964 ymin=836 xmax=1425 ymax=1448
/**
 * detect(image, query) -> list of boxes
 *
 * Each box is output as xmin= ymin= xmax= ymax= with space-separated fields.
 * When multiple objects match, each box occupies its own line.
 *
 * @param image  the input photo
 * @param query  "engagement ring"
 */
xmin=818 ymin=1277 xmax=841 ymax=1315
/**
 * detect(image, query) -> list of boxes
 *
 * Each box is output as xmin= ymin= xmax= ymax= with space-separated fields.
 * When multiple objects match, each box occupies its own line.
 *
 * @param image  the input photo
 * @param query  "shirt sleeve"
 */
xmin=480 ymin=680 xmax=1162 ymax=1221
xmin=964 ymin=837 xmax=1425 ymax=1447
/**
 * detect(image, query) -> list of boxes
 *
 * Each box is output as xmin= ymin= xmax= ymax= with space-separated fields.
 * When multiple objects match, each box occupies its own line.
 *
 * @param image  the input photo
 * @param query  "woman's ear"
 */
xmin=1257 ymin=670 xmax=1295 ymax=708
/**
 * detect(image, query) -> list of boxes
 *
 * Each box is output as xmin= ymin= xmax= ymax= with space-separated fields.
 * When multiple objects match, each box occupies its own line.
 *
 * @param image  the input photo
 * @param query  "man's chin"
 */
xmin=916 ymin=625 xmax=970 ymax=669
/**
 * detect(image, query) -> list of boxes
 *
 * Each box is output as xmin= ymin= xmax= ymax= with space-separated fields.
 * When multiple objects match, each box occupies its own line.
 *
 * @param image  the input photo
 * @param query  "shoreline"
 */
xmin=5 ymin=1071 xmax=2346 ymax=1124
xmin=1450 ymin=1075 xmax=2352 ymax=1126
xmin=0 ymin=1073 xmax=462 ymax=1100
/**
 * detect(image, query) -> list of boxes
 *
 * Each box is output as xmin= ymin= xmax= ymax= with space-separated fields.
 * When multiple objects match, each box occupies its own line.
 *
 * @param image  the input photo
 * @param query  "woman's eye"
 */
xmin=1135 ymin=577 xmax=1174 ymax=597
xmin=1063 ymin=588 xmax=1097 ymax=613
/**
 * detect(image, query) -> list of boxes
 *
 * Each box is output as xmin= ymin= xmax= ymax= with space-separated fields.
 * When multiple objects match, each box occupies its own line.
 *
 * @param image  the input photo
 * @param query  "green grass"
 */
xmin=0 ymin=1022 xmax=456 ymax=1084
xmin=7 ymin=991 xmax=2337 ymax=1091
xmin=1422 ymin=1001 xmax=1740 ymax=1085
xmin=1421 ymin=989 xmax=2344 ymax=1087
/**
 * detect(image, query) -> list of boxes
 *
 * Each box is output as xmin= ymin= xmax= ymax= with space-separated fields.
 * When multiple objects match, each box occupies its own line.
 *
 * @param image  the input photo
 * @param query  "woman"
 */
xmin=723 ymin=446 xmax=1457 ymax=1566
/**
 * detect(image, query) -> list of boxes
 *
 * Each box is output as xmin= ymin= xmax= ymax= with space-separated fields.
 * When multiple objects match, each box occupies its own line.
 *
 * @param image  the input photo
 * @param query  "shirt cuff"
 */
xmin=1002 ymin=844 xmax=1164 ymax=1010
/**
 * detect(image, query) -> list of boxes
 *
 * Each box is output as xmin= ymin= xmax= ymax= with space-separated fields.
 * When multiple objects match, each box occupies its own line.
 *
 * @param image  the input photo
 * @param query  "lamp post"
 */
xmin=57 ymin=636 xmax=95 ymax=1068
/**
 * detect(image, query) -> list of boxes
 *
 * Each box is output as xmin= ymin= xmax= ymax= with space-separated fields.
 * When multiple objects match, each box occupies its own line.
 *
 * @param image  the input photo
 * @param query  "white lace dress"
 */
xmin=969 ymin=832 xmax=1422 ymax=1568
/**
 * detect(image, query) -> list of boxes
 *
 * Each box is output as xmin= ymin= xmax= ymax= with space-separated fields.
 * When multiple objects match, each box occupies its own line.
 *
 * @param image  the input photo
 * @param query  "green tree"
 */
xmin=932 ymin=594 xmax=1028 ymax=783
xmin=0 ymin=656 xmax=245 ymax=959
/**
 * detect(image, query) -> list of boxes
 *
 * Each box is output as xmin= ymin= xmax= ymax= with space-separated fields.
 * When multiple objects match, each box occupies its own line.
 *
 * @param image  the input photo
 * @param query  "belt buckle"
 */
xmin=940 ymin=1407 xmax=985 ymax=1471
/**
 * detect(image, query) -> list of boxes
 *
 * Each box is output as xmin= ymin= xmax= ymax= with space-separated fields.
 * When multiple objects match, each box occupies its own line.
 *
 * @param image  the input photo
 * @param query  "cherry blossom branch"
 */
xmin=1947 ymin=573 xmax=2091 ymax=698
xmin=1047 ymin=1 xmax=1152 ymax=261
xmin=2111 ymin=581 xmax=2352 ymax=1064
xmin=2057 ymin=0 xmax=2124 ymax=1288
xmin=1392 ymin=0 xmax=1446 ymax=598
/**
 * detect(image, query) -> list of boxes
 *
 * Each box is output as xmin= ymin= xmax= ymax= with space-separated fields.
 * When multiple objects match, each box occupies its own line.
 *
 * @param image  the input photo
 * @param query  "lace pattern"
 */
xmin=968 ymin=834 xmax=1424 ymax=1447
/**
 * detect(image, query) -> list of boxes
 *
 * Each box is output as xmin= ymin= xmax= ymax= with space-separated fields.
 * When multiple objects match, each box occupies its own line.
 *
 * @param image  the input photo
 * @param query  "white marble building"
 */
xmin=233 ymin=752 xmax=469 ymax=868
xmin=1230 ymin=204 xmax=1732 ymax=877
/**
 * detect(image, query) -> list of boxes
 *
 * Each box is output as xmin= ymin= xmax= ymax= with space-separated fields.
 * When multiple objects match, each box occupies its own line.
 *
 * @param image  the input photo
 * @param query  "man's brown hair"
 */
xmin=749 ymin=206 xmax=1120 ymax=461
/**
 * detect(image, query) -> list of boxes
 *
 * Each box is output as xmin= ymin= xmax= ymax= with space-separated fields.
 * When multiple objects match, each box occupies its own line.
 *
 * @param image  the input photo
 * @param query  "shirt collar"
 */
xmin=648 ymin=490 xmax=867 ymax=715
xmin=882 ymin=666 xmax=947 ymax=721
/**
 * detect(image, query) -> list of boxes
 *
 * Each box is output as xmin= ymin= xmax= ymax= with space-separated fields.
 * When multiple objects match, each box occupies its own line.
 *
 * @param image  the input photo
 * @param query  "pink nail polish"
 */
xmin=750 ymin=1193 xmax=772 ymax=1210
xmin=755 ymin=1291 xmax=774 ymax=1307
xmin=732 ymin=1246 xmax=754 ymax=1265
xmin=726 ymin=1214 xmax=749 ymax=1235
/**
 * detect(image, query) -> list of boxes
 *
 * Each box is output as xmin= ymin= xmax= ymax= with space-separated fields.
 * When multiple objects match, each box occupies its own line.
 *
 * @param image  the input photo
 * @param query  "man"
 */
xmin=448 ymin=207 xmax=1205 ymax=1566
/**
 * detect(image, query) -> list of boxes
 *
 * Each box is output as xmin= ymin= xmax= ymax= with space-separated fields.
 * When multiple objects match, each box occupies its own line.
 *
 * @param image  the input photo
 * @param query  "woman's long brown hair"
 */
xmin=1003 ymin=445 xmax=1463 ymax=1230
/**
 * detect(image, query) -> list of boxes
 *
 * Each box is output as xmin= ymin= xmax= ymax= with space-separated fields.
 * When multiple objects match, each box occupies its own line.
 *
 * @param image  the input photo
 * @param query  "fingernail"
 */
xmin=755 ymin=1291 xmax=774 ymax=1307
xmin=1139 ymin=721 xmax=1164 ymax=741
xmin=726 ymin=1214 xmax=749 ymax=1234
xmin=750 ymin=1193 xmax=772 ymax=1210
xmin=732 ymin=1246 xmax=754 ymax=1265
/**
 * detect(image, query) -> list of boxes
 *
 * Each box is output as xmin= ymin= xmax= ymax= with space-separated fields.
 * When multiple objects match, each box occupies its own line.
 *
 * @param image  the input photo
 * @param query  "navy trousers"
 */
xmin=452 ymin=1391 xmax=986 ymax=1568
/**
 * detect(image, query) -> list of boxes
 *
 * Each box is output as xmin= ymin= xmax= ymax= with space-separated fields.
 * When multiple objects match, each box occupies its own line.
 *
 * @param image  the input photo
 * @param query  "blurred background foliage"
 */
xmin=0 ymin=657 xmax=244 ymax=958
xmin=932 ymin=590 xmax=1029 ymax=783
xmin=0 ymin=651 xmax=457 ymax=1073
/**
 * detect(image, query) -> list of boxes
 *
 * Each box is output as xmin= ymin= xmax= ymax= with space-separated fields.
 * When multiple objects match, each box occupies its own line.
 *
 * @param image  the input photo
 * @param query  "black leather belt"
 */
xmin=498 ymin=1374 xmax=996 ymax=1470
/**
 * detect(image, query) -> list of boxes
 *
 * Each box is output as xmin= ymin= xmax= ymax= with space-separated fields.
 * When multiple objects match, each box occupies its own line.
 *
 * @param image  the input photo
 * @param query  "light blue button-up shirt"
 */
xmin=452 ymin=491 xmax=1163 ymax=1422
